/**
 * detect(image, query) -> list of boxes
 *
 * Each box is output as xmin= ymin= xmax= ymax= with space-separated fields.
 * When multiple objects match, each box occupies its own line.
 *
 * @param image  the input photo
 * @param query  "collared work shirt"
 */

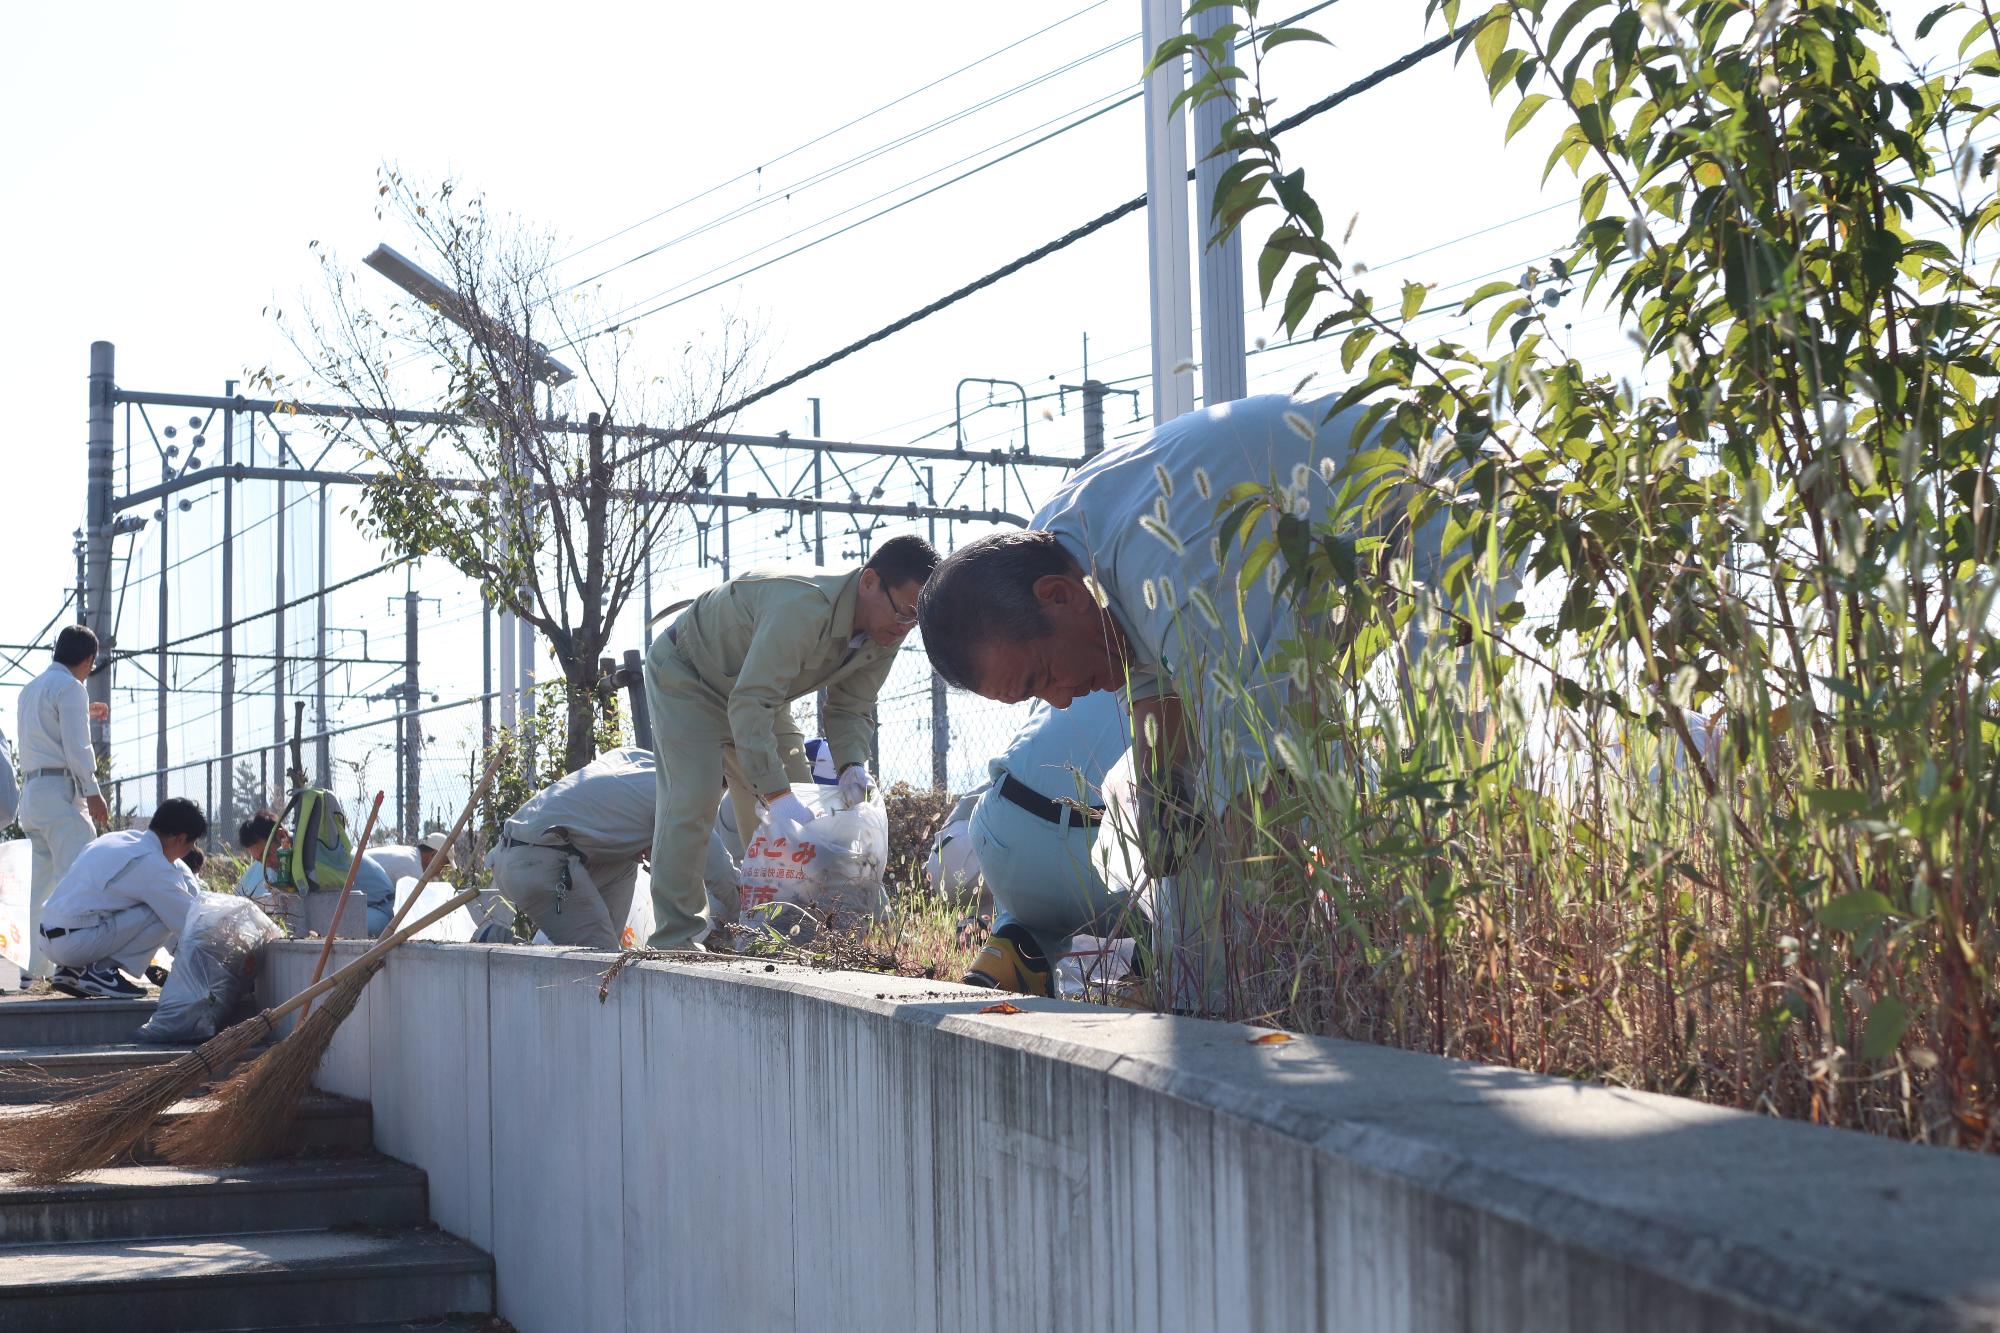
xmin=236 ymin=859 xmax=274 ymax=899
xmin=15 ymin=665 xmax=100 ymax=796
xmin=658 ymin=567 xmax=898 ymax=795
xmin=42 ymin=828 xmax=200 ymax=937
xmin=505 ymin=746 xmax=657 ymax=861
xmin=364 ymin=845 xmax=424 ymax=884
xmin=1031 ymin=394 xmax=1366 ymax=797
xmin=987 ymin=691 xmax=1130 ymax=803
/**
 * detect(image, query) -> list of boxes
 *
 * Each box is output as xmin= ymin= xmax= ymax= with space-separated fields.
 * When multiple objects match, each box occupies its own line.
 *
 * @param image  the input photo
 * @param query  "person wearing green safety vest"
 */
xmin=642 ymin=535 xmax=939 ymax=951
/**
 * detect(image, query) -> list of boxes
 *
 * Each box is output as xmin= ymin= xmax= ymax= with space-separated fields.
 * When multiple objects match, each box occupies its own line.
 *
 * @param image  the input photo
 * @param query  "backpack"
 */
xmin=267 ymin=787 xmax=364 ymax=893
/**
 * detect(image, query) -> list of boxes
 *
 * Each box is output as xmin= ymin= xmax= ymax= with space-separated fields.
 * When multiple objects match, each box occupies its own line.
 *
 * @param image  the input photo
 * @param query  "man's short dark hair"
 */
xmin=181 ymin=848 xmax=205 ymax=873
xmin=865 ymin=534 xmax=939 ymax=589
xmin=916 ymin=530 xmax=1078 ymax=691
xmin=52 ymin=625 xmax=98 ymax=668
xmin=150 ymin=797 xmax=209 ymax=843
xmin=238 ymin=810 xmax=279 ymax=851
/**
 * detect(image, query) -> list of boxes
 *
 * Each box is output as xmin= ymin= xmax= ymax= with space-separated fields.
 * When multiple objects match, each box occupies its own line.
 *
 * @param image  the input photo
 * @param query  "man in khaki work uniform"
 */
xmin=644 ymin=534 xmax=939 ymax=950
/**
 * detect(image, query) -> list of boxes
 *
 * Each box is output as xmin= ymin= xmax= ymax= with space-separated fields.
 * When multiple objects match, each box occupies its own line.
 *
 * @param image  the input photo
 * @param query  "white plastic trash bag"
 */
xmin=392 ymin=876 xmax=476 ymax=942
xmin=926 ymin=787 xmax=986 ymax=910
xmin=137 ymin=892 xmax=283 ymax=1044
xmin=736 ymin=782 xmax=889 ymax=944
xmin=624 ymin=865 xmax=656 ymax=950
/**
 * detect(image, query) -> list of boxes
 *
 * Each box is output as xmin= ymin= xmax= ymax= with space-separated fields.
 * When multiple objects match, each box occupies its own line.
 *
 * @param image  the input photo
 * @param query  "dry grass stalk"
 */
xmin=0 ymin=1016 xmax=272 ymax=1184
xmin=156 ymin=959 xmax=382 ymax=1165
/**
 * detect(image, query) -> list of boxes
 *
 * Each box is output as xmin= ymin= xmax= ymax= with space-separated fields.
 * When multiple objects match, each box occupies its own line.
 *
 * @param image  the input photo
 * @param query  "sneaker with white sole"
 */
xmin=60 ymin=964 xmax=145 ymax=1000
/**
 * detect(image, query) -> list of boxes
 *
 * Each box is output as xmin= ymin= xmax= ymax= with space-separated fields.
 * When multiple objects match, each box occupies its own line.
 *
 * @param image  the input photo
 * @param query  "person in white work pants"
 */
xmin=487 ymin=747 xmax=660 ymax=949
xmin=40 ymin=797 xmax=207 ymax=1000
xmin=960 ymin=691 xmax=1134 ymax=997
xmin=14 ymin=626 xmax=109 ymax=980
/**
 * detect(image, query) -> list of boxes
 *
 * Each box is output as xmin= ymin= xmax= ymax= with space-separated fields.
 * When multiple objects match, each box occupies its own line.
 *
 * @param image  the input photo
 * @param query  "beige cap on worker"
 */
xmin=419 ymin=830 xmax=453 ymax=863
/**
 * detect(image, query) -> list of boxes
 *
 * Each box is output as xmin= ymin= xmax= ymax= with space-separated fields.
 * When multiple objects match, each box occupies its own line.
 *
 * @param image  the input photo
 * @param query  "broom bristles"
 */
xmin=155 ymin=959 xmax=382 ymax=1166
xmin=0 ymin=1016 xmax=270 ymax=1184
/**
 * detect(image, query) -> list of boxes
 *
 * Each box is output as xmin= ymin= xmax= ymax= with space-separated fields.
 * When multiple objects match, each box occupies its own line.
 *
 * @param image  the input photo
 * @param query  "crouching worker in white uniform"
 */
xmin=487 ymin=747 xmax=656 ymax=950
xmin=962 ymin=691 xmax=1132 ymax=998
xmin=39 ymin=797 xmax=207 ymax=1000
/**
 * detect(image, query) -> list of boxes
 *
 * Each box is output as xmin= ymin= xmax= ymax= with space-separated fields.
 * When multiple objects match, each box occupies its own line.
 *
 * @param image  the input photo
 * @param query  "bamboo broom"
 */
xmin=154 ymin=754 xmax=504 ymax=1166
xmin=0 ymin=755 xmax=502 ymax=1182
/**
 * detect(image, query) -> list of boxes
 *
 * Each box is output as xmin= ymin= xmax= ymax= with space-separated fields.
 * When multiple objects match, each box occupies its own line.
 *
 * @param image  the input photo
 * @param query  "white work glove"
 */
xmin=763 ymin=792 xmax=816 ymax=832
xmin=836 ymin=764 xmax=873 ymax=808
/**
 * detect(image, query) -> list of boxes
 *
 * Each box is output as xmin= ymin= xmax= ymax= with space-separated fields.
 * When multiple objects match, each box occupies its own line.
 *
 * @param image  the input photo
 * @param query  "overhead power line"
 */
xmin=114 ymin=557 xmax=411 ymax=661
xmin=553 ymin=0 xmax=1117 ymax=269
xmin=578 ymin=0 xmax=1349 ymax=332
xmin=608 ymin=21 xmax=1467 ymax=459
xmin=566 ymin=27 xmax=1140 ymax=293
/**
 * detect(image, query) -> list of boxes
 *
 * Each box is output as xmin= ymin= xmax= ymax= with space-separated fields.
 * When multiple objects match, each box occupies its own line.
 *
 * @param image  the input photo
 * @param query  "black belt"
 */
xmin=997 ymin=773 xmax=1105 ymax=828
xmin=40 ymin=926 xmax=68 ymax=939
xmin=25 ymin=768 xmax=77 ymax=784
xmin=499 ymin=832 xmax=570 ymax=852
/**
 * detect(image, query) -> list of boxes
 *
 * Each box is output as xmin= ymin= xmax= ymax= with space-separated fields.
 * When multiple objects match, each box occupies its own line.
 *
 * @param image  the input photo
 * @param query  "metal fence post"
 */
xmin=931 ymin=673 xmax=948 ymax=791
xmin=622 ymin=648 xmax=650 ymax=750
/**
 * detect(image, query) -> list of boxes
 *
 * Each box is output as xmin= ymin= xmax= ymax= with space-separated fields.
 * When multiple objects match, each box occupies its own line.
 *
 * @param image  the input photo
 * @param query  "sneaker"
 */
xmin=69 ymin=964 xmax=145 ymax=1000
xmin=963 ymin=925 xmax=1053 ymax=999
xmin=48 ymin=966 xmax=92 ymax=999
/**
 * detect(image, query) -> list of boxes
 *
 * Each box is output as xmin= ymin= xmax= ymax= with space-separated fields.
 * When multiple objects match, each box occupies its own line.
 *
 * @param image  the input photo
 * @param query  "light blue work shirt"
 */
xmin=970 ymin=692 xmax=1133 ymax=964
xmin=986 ymin=692 xmax=1130 ymax=801
xmin=1031 ymin=394 xmax=1360 ymax=797
xmin=235 ymin=859 xmax=274 ymax=899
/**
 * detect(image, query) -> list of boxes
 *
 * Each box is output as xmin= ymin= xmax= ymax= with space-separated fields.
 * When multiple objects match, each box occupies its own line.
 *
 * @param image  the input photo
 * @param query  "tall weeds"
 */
xmin=1140 ymin=0 xmax=2000 ymax=1148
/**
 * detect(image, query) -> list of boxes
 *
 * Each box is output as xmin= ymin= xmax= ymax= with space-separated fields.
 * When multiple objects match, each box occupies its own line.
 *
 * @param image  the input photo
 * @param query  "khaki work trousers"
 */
xmin=487 ymin=844 xmax=640 ymax=951
xmin=644 ymin=643 xmax=809 ymax=951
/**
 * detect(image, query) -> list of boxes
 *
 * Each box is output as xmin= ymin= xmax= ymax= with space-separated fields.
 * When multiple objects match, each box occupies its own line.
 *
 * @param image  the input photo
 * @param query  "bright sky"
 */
xmin=0 ymin=0 xmax=1606 ymax=816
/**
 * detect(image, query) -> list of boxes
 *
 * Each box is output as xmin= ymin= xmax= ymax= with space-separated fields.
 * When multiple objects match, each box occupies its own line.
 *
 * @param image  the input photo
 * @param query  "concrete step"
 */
xmin=0 ymin=995 xmax=159 ymax=1048
xmin=250 ymin=1317 xmax=511 ymax=1332
xmin=0 ymin=1155 xmax=427 ymax=1244
xmin=0 ymin=1226 xmax=493 ymax=1332
xmin=0 ymin=1089 xmax=374 ymax=1160
xmin=0 ymin=1043 xmax=193 ymax=1103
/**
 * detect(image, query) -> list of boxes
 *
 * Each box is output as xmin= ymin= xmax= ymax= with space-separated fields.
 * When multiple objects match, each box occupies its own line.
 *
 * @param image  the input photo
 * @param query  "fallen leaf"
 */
xmin=1247 ymin=1031 xmax=1294 ymax=1045
xmin=979 ymin=1002 xmax=1025 ymax=1015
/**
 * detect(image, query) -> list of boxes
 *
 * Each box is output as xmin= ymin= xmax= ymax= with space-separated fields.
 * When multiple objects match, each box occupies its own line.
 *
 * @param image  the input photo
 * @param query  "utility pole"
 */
xmin=1142 ymin=0 xmax=1196 ymax=424
xmin=155 ymin=438 xmax=170 ymax=808
xmin=1060 ymin=371 xmax=1136 ymax=456
xmin=220 ymin=382 xmax=236 ymax=833
xmin=403 ymin=588 xmax=420 ymax=838
xmin=809 ymin=397 xmax=825 ymax=565
xmin=1193 ymin=3 xmax=1247 ymax=405
xmin=272 ymin=457 xmax=287 ymax=806
xmin=718 ymin=448 xmax=732 ymax=579
xmin=315 ymin=481 xmax=330 ymax=787
xmin=85 ymin=343 xmax=114 ymax=764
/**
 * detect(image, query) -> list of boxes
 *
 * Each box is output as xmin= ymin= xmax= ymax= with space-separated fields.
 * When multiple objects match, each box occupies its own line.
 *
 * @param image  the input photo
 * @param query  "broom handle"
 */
xmin=262 ymin=879 xmax=488 ymax=1025
xmin=382 ymin=749 xmax=507 ymax=939
xmin=300 ymin=790 xmax=383 ymax=1022
xmin=263 ymin=748 xmax=505 ymax=1026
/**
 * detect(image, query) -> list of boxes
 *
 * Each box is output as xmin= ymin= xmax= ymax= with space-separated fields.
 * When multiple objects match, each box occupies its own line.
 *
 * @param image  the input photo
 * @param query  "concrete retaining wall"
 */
xmin=260 ymin=942 xmax=2000 ymax=1333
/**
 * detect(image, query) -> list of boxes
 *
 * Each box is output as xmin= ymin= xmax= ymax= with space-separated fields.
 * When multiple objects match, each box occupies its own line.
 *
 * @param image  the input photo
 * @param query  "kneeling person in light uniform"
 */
xmin=487 ymin=746 xmax=660 ymax=950
xmin=39 ymin=797 xmax=208 ymax=1000
xmin=961 ymin=690 xmax=1132 ymax=997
